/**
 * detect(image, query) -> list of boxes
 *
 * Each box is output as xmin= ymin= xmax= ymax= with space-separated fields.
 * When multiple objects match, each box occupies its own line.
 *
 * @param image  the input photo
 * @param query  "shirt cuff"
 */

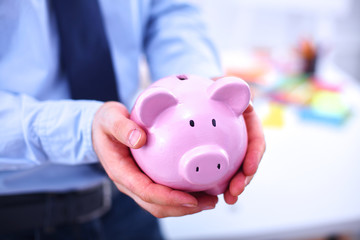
xmin=83 ymin=101 xmax=103 ymax=164
xmin=31 ymin=99 xmax=103 ymax=165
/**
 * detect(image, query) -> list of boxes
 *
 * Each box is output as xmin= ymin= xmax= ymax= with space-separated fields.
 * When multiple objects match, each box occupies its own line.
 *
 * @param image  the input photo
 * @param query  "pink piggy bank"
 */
xmin=130 ymin=75 xmax=250 ymax=195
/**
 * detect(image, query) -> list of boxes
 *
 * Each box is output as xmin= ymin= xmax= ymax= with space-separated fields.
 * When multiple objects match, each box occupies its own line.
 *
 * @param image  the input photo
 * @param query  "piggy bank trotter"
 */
xmin=130 ymin=75 xmax=250 ymax=195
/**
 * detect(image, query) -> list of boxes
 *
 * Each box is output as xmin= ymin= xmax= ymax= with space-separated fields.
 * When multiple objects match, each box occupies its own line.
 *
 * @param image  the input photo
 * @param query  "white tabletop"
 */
xmin=159 ymin=59 xmax=360 ymax=240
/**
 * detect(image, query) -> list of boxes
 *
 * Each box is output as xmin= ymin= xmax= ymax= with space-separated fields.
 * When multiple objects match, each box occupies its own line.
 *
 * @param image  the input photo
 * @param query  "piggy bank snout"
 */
xmin=180 ymin=146 xmax=229 ymax=186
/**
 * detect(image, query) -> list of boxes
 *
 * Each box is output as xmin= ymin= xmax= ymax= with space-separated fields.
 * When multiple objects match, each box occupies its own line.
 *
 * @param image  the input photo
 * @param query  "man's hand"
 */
xmin=92 ymin=102 xmax=218 ymax=218
xmin=223 ymin=103 xmax=266 ymax=204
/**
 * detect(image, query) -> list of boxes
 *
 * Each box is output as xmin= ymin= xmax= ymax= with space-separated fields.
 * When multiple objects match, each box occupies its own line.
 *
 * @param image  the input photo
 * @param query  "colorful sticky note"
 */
xmin=262 ymin=103 xmax=285 ymax=128
xmin=299 ymin=90 xmax=350 ymax=125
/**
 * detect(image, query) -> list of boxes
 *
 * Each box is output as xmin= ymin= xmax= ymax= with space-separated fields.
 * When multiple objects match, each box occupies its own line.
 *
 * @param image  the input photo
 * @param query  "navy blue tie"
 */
xmin=52 ymin=0 xmax=119 ymax=102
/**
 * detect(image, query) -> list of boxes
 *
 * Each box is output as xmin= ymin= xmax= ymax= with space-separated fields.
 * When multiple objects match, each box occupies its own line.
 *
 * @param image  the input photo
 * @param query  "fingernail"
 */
xmin=202 ymin=205 xmax=215 ymax=210
xmin=245 ymin=176 xmax=251 ymax=186
xmin=182 ymin=203 xmax=197 ymax=208
xmin=128 ymin=129 xmax=141 ymax=147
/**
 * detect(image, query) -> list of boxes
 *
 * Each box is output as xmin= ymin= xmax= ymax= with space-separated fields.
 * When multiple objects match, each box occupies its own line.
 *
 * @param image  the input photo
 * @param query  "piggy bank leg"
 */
xmin=205 ymin=182 xmax=228 ymax=196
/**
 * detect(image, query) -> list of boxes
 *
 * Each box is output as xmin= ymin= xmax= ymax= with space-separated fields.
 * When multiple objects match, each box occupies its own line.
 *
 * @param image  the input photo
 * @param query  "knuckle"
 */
xmin=112 ymin=120 xmax=123 ymax=136
xmin=111 ymin=118 xmax=135 ymax=145
xmin=139 ymin=190 xmax=152 ymax=204
xmin=107 ymin=173 xmax=116 ymax=182
xmin=125 ymin=181 xmax=137 ymax=196
xmin=152 ymin=211 xmax=166 ymax=219
xmin=107 ymin=102 xmax=129 ymax=117
xmin=106 ymin=170 xmax=118 ymax=184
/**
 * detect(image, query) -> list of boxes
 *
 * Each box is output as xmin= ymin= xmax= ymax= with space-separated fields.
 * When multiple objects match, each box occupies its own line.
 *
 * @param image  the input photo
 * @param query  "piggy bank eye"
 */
xmin=212 ymin=119 xmax=216 ymax=127
xmin=189 ymin=120 xmax=195 ymax=127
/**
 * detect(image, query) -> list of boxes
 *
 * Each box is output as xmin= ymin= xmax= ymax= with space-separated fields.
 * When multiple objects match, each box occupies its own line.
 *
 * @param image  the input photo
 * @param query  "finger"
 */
xmin=95 ymin=103 xmax=199 ymax=208
xmin=109 ymin=155 xmax=199 ymax=207
xmin=132 ymin=191 xmax=219 ymax=218
xmin=245 ymin=175 xmax=254 ymax=187
xmin=228 ymin=171 xmax=246 ymax=197
xmin=223 ymin=189 xmax=238 ymax=205
xmin=148 ymin=205 xmax=203 ymax=218
xmin=99 ymin=102 xmax=147 ymax=149
xmin=244 ymin=101 xmax=254 ymax=113
xmin=242 ymin=105 xmax=266 ymax=176
xmin=191 ymin=192 xmax=219 ymax=210
xmin=127 ymin=193 xmax=214 ymax=218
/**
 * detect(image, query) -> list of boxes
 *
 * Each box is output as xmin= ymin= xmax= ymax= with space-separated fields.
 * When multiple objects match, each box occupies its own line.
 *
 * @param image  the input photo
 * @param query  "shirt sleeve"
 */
xmin=144 ymin=0 xmax=224 ymax=81
xmin=0 ymin=91 xmax=103 ymax=171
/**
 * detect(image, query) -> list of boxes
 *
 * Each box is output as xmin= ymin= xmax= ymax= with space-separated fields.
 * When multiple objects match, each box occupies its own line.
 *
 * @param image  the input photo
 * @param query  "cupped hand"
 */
xmin=92 ymin=101 xmax=218 ymax=218
xmin=223 ymin=103 xmax=266 ymax=204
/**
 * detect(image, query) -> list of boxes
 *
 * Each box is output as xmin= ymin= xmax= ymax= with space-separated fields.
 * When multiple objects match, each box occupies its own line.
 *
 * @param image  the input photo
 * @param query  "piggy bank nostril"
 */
xmin=177 ymin=74 xmax=188 ymax=80
xmin=195 ymin=164 xmax=221 ymax=173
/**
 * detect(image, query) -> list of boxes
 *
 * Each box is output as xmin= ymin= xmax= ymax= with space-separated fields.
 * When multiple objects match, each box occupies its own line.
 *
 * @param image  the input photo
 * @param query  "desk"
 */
xmin=159 ymin=58 xmax=360 ymax=240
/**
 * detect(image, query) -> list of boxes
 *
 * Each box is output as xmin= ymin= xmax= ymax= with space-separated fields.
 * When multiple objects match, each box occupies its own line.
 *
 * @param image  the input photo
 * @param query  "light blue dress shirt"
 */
xmin=0 ymin=0 xmax=222 ymax=195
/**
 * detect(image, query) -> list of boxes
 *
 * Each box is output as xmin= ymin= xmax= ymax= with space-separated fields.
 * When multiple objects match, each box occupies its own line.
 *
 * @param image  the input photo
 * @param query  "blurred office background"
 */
xmin=159 ymin=0 xmax=360 ymax=239
xmin=191 ymin=0 xmax=360 ymax=80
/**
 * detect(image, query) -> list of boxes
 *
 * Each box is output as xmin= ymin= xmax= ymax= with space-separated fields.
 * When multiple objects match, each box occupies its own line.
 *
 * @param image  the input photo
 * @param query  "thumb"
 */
xmin=97 ymin=102 xmax=147 ymax=149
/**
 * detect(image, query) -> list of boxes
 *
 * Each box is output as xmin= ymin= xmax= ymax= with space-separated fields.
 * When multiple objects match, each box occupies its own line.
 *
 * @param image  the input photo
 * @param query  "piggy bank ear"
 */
xmin=208 ymin=76 xmax=251 ymax=116
xmin=135 ymin=87 xmax=178 ymax=127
